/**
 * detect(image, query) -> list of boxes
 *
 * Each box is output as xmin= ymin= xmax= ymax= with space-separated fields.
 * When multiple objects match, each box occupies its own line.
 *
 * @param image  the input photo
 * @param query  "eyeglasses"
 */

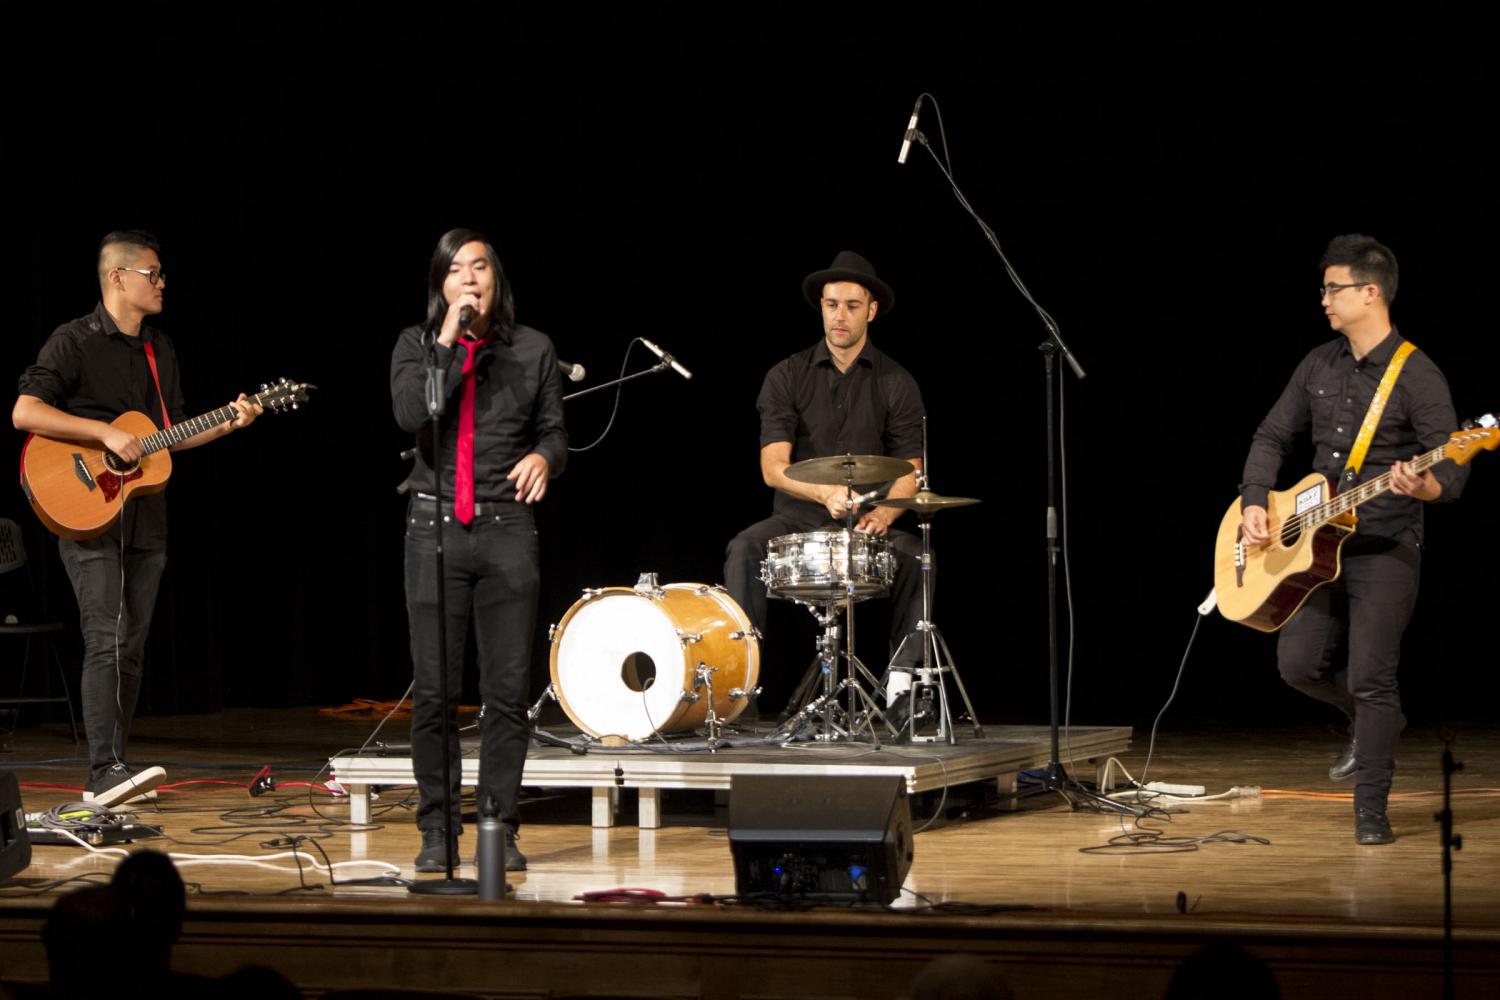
xmin=116 ymin=266 xmax=165 ymax=286
xmin=1318 ymin=281 xmax=1370 ymax=299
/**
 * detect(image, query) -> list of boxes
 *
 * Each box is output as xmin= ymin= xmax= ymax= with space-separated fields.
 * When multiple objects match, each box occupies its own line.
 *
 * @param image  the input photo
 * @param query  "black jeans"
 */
xmin=1275 ymin=536 xmax=1420 ymax=813
xmin=404 ymin=500 xmax=539 ymax=836
xmin=57 ymin=529 xmax=168 ymax=786
xmin=724 ymin=511 xmax=928 ymax=670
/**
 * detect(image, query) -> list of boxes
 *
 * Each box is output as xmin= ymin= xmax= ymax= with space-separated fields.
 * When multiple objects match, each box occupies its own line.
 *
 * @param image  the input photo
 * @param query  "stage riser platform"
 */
xmin=332 ymin=725 xmax=1134 ymax=829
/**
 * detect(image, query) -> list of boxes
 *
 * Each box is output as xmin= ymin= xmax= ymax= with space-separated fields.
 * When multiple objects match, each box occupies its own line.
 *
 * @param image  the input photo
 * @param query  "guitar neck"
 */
xmin=1312 ymin=444 xmax=1446 ymax=523
xmin=138 ymin=402 xmax=244 ymax=455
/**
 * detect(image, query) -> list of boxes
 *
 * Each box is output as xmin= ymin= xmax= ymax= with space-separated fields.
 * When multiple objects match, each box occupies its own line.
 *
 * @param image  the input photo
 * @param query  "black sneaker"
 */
xmin=505 ymin=830 xmax=527 ymax=871
xmin=414 ymin=828 xmax=461 ymax=872
xmin=84 ymin=764 xmax=166 ymax=808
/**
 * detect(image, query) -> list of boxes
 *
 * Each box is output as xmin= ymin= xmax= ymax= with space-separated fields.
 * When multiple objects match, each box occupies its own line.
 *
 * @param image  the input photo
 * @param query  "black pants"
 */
xmin=723 ymin=511 xmax=928 ymax=670
xmin=404 ymin=501 xmax=539 ymax=836
xmin=1275 ymin=536 xmax=1420 ymax=813
xmin=57 ymin=529 xmax=168 ymax=787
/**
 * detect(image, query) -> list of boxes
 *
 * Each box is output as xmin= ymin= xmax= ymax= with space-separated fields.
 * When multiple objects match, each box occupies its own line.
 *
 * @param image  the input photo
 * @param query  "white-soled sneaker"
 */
xmin=84 ymin=764 xmax=166 ymax=808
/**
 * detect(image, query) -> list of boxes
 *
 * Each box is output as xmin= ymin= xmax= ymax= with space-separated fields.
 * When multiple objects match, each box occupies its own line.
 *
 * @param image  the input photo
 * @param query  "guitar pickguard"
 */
xmin=97 ymin=468 xmax=143 ymax=503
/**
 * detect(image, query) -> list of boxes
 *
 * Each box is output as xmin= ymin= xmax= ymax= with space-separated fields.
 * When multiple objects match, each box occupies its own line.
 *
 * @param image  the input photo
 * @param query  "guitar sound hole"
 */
xmin=102 ymin=451 xmax=138 ymax=475
xmin=1278 ymin=523 xmax=1303 ymax=548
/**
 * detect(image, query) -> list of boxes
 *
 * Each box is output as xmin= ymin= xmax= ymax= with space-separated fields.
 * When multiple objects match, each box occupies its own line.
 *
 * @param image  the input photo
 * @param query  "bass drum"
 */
xmin=549 ymin=583 xmax=760 ymax=742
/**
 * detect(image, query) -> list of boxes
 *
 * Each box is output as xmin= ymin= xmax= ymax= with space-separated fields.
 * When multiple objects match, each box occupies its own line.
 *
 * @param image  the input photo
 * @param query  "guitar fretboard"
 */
xmin=138 ymin=403 xmax=246 ymax=455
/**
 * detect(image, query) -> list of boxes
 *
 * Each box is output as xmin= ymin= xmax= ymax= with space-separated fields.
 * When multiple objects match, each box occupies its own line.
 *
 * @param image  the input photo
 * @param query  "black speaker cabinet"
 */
xmin=0 ymin=770 xmax=31 ymax=884
xmin=728 ymin=773 xmax=913 ymax=904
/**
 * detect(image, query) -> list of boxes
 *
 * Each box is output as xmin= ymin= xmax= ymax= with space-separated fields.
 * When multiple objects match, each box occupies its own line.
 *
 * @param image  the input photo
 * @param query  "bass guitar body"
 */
xmin=20 ymin=411 xmax=173 ymax=541
xmin=1212 ymin=471 xmax=1355 ymax=633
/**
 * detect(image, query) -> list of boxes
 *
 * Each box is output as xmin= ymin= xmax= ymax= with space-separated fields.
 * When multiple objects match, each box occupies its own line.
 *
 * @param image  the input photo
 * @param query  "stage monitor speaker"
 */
xmin=0 ymin=770 xmax=31 ymax=884
xmin=728 ymin=773 xmax=912 ymax=905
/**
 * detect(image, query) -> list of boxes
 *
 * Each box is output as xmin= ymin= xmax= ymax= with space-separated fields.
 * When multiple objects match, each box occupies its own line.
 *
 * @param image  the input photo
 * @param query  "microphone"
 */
xmin=896 ymin=94 xmax=925 ymax=166
xmin=558 ymin=359 xmax=586 ymax=382
xmin=639 ymin=337 xmax=693 ymax=380
xmin=458 ymin=305 xmax=475 ymax=328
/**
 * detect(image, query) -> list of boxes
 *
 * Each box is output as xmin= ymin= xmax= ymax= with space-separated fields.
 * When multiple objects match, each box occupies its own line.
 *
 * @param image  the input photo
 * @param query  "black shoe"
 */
xmin=505 ymin=830 xmax=528 ymax=871
xmin=1329 ymin=739 xmax=1358 ymax=781
xmin=85 ymin=763 xmax=166 ymax=808
xmin=1355 ymin=808 xmax=1395 ymax=845
xmin=886 ymin=693 xmax=937 ymax=742
xmin=415 ymin=828 xmax=461 ymax=872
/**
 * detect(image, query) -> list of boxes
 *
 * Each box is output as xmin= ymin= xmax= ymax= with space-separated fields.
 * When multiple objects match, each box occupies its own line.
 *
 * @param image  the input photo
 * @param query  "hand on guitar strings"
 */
xmin=1240 ymin=504 xmax=1270 ymax=547
xmin=228 ymin=393 xmax=264 ymax=431
xmin=1389 ymin=456 xmax=1442 ymax=501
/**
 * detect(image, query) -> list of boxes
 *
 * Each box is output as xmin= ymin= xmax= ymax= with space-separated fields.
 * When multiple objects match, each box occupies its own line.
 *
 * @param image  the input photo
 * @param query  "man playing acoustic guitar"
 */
xmin=1238 ymin=234 xmax=1469 ymax=845
xmin=12 ymin=230 xmax=261 ymax=808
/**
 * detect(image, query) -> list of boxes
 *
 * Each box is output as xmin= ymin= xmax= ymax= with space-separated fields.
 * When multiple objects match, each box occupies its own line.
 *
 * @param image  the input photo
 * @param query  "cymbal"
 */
xmin=874 ymin=490 xmax=981 ymax=513
xmin=783 ymin=454 xmax=915 ymax=486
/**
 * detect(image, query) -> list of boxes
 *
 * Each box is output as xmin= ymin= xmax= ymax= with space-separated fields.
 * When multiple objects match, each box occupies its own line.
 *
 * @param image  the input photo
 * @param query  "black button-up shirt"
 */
xmin=18 ymin=302 xmax=188 ymax=544
xmin=391 ymin=323 xmax=568 ymax=503
xmin=1240 ymin=328 xmax=1467 ymax=547
xmin=756 ymin=338 xmax=925 ymax=521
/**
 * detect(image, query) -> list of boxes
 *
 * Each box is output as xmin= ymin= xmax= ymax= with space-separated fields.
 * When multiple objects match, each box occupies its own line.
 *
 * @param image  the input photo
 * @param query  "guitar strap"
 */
xmin=1341 ymin=339 xmax=1417 ymax=486
xmin=142 ymin=340 xmax=173 ymax=428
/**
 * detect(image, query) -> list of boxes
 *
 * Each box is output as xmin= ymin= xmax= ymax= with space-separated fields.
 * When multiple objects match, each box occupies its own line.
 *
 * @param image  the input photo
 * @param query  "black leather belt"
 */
xmin=412 ymin=493 xmax=512 ymax=517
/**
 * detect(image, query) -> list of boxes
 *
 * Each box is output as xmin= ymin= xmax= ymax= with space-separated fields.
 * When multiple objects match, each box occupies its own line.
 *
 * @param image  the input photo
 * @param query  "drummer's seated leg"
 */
xmin=723 ymin=516 xmax=799 ymax=633
xmin=886 ymin=528 xmax=928 ymax=670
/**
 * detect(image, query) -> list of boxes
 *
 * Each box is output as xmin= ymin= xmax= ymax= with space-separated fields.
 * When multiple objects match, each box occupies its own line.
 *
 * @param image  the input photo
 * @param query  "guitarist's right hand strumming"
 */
xmin=1241 ymin=504 xmax=1270 ymax=547
xmin=100 ymin=425 xmax=145 ymax=464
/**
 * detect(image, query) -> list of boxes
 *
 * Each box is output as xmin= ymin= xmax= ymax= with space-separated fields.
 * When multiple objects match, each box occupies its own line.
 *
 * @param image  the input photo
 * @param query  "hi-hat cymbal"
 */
xmin=783 ymin=454 xmax=915 ymax=486
xmin=874 ymin=490 xmax=981 ymax=513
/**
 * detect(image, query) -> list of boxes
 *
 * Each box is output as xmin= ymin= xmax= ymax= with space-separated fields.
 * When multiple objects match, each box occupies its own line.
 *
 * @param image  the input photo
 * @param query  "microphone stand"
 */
xmin=409 ymin=330 xmax=478 ymax=896
xmin=562 ymin=358 xmax=677 ymax=402
xmin=909 ymin=126 xmax=1097 ymax=802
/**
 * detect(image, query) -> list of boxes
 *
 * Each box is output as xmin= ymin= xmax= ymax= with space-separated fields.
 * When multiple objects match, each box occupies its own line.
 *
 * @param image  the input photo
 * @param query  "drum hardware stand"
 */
xmin=883 ymin=451 xmax=983 ymax=744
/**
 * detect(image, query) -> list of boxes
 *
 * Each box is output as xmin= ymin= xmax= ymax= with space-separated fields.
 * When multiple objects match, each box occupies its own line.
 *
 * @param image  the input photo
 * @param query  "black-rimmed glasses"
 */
xmin=1318 ymin=281 xmax=1369 ymax=298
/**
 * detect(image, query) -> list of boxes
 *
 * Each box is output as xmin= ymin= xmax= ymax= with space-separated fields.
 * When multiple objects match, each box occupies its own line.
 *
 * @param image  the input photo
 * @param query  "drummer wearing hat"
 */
xmin=724 ymin=250 xmax=928 ymax=713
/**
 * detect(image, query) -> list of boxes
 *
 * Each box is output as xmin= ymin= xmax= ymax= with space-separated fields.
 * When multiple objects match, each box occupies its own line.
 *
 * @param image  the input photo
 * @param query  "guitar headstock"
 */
xmin=1443 ymin=414 xmax=1498 ymax=465
xmin=255 ymin=378 xmax=316 ymax=415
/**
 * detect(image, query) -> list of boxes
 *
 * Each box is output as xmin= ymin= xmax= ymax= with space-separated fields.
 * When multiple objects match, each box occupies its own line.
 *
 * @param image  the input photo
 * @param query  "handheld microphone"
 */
xmin=896 ymin=94 xmax=925 ymax=166
xmin=558 ymin=359 xmax=586 ymax=382
xmin=639 ymin=337 xmax=693 ymax=380
xmin=458 ymin=305 xmax=476 ymax=328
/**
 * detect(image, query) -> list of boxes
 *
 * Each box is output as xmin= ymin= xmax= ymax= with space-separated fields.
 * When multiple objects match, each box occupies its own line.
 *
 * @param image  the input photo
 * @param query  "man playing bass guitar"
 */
xmin=1238 ymin=234 xmax=1469 ymax=845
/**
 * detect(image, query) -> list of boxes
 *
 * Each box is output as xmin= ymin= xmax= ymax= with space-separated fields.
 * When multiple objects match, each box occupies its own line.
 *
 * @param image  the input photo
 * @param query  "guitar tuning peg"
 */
xmin=291 ymin=403 xmax=299 ymax=410
xmin=260 ymin=383 xmax=269 ymax=392
xmin=278 ymin=377 xmax=288 ymax=384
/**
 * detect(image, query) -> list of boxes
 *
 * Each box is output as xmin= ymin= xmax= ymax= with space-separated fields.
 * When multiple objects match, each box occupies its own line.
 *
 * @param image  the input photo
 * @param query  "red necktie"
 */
xmin=454 ymin=335 xmax=489 ymax=525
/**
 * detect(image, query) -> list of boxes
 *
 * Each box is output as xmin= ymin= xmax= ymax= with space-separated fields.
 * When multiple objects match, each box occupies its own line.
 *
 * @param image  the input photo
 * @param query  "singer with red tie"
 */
xmin=390 ymin=229 xmax=568 ymax=873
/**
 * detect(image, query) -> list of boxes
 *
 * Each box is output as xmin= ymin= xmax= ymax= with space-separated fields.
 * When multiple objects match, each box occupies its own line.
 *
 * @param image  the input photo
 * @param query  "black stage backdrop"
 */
xmin=2 ymin=6 xmax=1495 ymax=733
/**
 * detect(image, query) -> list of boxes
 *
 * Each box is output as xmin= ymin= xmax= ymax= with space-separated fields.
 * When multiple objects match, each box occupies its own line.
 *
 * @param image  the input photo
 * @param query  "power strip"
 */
xmin=1144 ymin=781 xmax=1207 ymax=797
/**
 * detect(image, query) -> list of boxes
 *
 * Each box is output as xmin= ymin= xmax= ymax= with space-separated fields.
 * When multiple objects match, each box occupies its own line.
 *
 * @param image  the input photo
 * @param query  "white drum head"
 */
xmin=554 ymin=593 xmax=688 ymax=741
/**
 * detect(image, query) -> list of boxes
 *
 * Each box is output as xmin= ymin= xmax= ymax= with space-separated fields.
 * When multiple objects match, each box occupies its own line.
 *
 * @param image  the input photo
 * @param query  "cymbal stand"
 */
xmin=887 ymin=426 xmax=982 ymax=743
xmin=889 ymin=513 xmax=983 ymax=743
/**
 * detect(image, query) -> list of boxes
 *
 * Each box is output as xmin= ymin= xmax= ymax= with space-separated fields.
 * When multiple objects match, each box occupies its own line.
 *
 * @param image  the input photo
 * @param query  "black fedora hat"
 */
xmin=801 ymin=250 xmax=895 ymax=315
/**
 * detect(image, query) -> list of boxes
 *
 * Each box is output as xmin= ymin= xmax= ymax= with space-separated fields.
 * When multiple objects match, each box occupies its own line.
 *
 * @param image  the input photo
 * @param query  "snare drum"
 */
xmin=549 ymin=582 xmax=760 ymax=742
xmin=760 ymin=529 xmax=894 ymax=601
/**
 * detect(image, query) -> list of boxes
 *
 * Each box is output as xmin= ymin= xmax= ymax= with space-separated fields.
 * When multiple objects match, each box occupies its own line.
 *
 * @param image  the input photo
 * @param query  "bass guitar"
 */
xmin=19 ymin=378 xmax=313 ymax=540
xmin=1213 ymin=416 xmax=1497 ymax=632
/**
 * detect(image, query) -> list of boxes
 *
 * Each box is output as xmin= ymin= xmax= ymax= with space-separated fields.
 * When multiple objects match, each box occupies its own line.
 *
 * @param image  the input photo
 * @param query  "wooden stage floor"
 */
xmin=2 ymin=708 xmax=1499 ymax=998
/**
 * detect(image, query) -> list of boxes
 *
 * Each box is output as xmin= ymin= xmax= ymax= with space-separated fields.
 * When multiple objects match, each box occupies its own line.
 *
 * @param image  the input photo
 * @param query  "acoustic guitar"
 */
xmin=19 ymin=378 xmax=313 ymax=540
xmin=1213 ymin=417 xmax=1497 ymax=632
